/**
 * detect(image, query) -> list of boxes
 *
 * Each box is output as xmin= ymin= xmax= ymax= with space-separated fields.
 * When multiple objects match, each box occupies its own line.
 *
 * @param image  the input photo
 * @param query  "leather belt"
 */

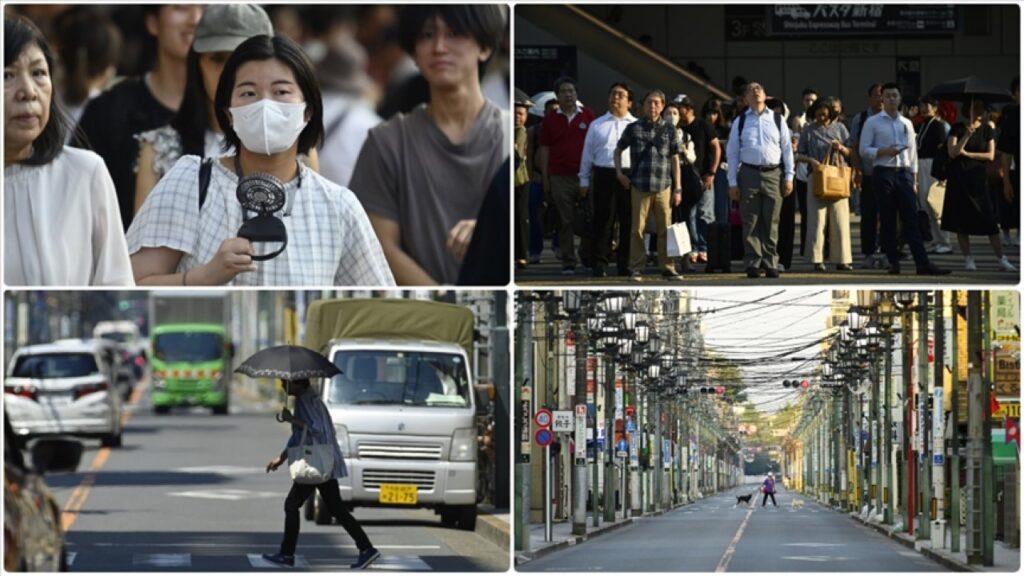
xmin=743 ymin=164 xmax=780 ymax=172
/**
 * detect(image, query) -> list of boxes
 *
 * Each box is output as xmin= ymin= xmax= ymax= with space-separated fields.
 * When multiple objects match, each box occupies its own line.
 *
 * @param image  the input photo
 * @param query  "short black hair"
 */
xmin=214 ymin=34 xmax=324 ymax=156
xmin=801 ymin=87 xmax=819 ymax=98
xmin=398 ymin=5 xmax=504 ymax=69
xmin=810 ymin=98 xmax=838 ymax=122
xmin=919 ymin=95 xmax=938 ymax=107
xmin=172 ymin=48 xmax=214 ymax=157
xmin=4 ymin=14 xmax=69 ymax=166
xmin=553 ymin=75 xmax=577 ymax=94
xmin=608 ymin=81 xmax=632 ymax=102
xmin=868 ymin=83 xmax=884 ymax=95
xmin=881 ymin=82 xmax=900 ymax=93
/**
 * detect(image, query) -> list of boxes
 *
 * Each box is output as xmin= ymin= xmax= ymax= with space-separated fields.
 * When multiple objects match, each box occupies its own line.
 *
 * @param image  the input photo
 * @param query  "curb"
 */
xmin=475 ymin=514 xmax=510 ymax=551
xmin=515 ymin=501 xmax=690 ymax=565
xmin=849 ymin=514 xmax=976 ymax=572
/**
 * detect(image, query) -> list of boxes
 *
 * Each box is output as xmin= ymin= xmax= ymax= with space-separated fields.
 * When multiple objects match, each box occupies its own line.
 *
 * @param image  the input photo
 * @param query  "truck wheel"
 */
xmin=455 ymin=505 xmax=477 ymax=531
xmin=314 ymin=493 xmax=332 ymax=525
xmin=154 ymin=405 xmax=170 ymax=415
xmin=101 ymin=430 xmax=122 ymax=448
xmin=439 ymin=508 xmax=458 ymax=528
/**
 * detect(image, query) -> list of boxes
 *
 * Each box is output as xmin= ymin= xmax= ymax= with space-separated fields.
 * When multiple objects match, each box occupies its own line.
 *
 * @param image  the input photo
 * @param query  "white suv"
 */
xmin=5 ymin=341 xmax=124 ymax=447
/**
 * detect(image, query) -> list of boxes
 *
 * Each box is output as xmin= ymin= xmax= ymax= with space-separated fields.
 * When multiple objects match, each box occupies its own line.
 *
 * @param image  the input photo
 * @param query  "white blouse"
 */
xmin=4 ymin=146 xmax=134 ymax=286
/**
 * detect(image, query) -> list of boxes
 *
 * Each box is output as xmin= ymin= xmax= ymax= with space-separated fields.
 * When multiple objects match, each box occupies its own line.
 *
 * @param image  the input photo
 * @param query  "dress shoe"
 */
xmin=745 ymin=267 xmax=760 ymax=278
xmin=812 ymin=263 xmax=827 ymax=273
xmin=662 ymin=270 xmax=684 ymax=281
xmin=765 ymin=268 xmax=780 ymax=278
xmin=592 ymin=266 xmax=607 ymax=278
xmin=836 ymin=264 xmax=854 ymax=271
xmin=916 ymin=262 xmax=951 ymax=275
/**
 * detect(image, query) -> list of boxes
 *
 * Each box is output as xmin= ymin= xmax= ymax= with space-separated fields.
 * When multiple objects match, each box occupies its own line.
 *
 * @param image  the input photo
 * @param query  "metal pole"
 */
xmin=918 ymin=291 xmax=931 ymax=541
xmin=966 ymin=291 xmax=983 ymax=564
xmin=951 ymin=290 xmax=961 ymax=553
xmin=981 ymin=292 xmax=994 ymax=566
xmin=591 ymin=353 xmax=600 ymax=528
xmin=932 ymin=290 xmax=946 ymax=547
xmin=572 ymin=297 xmax=588 ymax=536
xmin=604 ymin=352 xmax=616 ymax=522
xmin=883 ymin=315 xmax=893 ymax=524
xmin=514 ymin=297 xmax=533 ymax=553
xmin=903 ymin=306 xmax=913 ymax=533
xmin=655 ymin=398 xmax=663 ymax=511
xmin=544 ymin=444 xmax=552 ymax=542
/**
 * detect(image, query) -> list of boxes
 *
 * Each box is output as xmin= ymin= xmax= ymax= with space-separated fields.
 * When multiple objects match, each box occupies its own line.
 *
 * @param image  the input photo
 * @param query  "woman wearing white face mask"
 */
xmin=126 ymin=34 xmax=395 ymax=286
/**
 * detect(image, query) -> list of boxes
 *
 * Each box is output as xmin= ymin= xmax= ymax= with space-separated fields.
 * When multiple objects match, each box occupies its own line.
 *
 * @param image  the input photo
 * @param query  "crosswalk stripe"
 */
xmin=248 ymin=553 xmax=311 ymax=568
xmin=133 ymin=553 xmax=191 ymax=567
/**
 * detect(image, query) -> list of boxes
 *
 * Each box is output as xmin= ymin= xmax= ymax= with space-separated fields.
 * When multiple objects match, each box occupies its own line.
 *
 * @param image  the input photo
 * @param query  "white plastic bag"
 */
xmin=287 ymin=427 xmax=335 ymax=485
xmin=666 ymin=222 xmax=692 ymax=257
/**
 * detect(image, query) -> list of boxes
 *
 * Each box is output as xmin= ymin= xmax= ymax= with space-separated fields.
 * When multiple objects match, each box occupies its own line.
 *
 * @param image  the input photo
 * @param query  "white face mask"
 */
xmin=229 ymin=99 xmax=308 ymax=155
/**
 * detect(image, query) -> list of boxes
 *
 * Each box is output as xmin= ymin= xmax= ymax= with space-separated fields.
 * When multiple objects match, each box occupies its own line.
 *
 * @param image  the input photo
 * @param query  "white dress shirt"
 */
xmin=858 ymin=110 xmax=918 ymax=174
xmin=578 ymin=111 xmax=637 ymax=186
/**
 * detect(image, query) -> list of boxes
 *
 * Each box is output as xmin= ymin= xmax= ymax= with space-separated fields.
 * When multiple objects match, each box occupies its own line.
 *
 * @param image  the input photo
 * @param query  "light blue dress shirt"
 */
xmin=726 ymin=106 xmax=795 ymax=186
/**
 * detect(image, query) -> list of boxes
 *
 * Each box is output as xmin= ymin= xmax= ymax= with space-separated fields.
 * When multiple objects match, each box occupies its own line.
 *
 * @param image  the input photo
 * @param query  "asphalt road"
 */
xmin=519 ymin=485 xmax=947 ymax=572
xmin=41 ymin=377 xmax=508 ymax=572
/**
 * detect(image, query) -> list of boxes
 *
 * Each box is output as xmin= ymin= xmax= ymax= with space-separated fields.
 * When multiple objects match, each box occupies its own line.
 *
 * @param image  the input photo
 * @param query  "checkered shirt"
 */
xmin=616 ymin=117 xmax=682 ymax=193
xmin=126 ymin=155 xmax=395 ymax=286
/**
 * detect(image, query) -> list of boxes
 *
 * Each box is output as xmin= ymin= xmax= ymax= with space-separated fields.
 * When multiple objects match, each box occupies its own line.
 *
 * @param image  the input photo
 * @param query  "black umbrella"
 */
xmin=926 ymin=76 xmax=1014 ymax=103
xmin=234 ymin=345 xmax=341 ymax=380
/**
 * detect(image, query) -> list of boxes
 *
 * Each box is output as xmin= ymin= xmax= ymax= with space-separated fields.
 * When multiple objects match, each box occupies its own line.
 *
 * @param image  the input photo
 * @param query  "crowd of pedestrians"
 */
xmin=4 ymin=4 xmax=510 ymax=287
xmin=515 ymin=72 xmax=1020 ymax=279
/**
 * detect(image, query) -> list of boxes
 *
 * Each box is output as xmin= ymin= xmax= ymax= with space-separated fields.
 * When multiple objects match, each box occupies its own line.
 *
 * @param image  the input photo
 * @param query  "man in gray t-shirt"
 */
xmin=350 ymin=101 xmax=506 ymax=284
xmin=348 ymin=5 xmax=508 ymax=285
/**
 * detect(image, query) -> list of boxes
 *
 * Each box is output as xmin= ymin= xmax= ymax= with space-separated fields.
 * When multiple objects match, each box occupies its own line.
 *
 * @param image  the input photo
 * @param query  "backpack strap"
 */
xmin=736 ymin=110 xmax=783 ymax=146
xmin=198 ymin=157 xmax=214 ymax=210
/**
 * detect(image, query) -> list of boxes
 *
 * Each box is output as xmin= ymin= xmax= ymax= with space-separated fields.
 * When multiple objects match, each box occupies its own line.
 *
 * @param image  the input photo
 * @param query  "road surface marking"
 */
xmin=715 ymin=507 xmax=753 ymax=572
xmin=781 ymin=555 xmax=852 ymax=562
xmin=167 ymin=489 xmax=281 ymax=500
xmin=133 ymin=553 xmax=191 ymax=567
xmin=249 ymin=554 xmax=312 ymax=568
xmin=63 ymin=378 xmax=148 ymax=531
xmin=172 ymin=465 xmax=263 ymax=475
xmin=65 ymin=552 xmax=77 ymax=566
xmin=89 ymin=542 xmax=441 ymax=550
xmin=782 ymin=542 xmax=843 ymax=547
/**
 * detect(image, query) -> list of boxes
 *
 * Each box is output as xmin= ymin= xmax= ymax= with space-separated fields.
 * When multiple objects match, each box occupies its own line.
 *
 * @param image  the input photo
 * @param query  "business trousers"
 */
xmin=281 ymin=479 xmax=372 ymax=556
xmin=737 ymin=164 xmax=784 ymax=270
xmin=630 ymin=186 xmax=674 ymax=273
xmin=873 ymin=167 xmax=929 ymax=268
xmin=859 ymin=173 xmax=879 ymax=256
xmin=550 ymin=174 xmax=581 ymax=266
xmin=591 ymin=166 xmax=632 ymax=274
xmin=805 ymin=178 xmax=853 ymax=265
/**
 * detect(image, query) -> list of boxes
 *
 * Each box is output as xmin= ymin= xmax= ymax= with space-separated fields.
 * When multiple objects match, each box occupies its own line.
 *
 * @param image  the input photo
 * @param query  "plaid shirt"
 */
xmin=126 ymin=155 xmax=395 ymax=286
xmin=617 ymin=117 xmax=681 ymax=193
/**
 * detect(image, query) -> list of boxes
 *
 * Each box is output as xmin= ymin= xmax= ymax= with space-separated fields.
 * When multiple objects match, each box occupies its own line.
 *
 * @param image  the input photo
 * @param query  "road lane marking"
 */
xmin=715 ymin=507 xmax=753 ymax=573
xmin=65 ymin=552 xmax=77 ymax=566
xmin=167 ymin=489 xmax=281 ymax=500
xmin=62 ymin=379 xmax=147 ymax=531
xmin=133 ymin=553 xmax=191 ymax=567
xmin=248 ymin=554 xmax=312 ymax=568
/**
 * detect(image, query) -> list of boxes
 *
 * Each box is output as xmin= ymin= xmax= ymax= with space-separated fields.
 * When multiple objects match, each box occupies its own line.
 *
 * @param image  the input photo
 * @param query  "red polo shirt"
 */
xmin=538 ymin=106 xmax=595 ymax=176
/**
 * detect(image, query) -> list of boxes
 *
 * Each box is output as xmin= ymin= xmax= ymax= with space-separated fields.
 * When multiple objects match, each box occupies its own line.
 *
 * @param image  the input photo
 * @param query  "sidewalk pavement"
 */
xmin=850 ymin=512 xmax=1020 ymax=572
xmin=476 ymin=505 xmax=510 ymax=551
xmin=515 ymin=502 xmax=687 ymax=565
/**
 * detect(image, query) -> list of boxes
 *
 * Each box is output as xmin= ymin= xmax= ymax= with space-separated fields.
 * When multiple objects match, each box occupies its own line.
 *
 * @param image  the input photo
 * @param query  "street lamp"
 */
xmin=636 ymin=321 xmax=650 ymax=346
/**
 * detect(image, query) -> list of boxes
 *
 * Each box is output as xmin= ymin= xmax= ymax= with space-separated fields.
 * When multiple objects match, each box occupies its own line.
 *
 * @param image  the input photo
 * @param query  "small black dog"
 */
xmin=735 ymin=493 xmax=753 ymax=506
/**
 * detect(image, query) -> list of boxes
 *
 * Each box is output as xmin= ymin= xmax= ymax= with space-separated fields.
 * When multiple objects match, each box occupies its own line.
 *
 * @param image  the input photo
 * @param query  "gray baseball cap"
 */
xmin=192 ymin=5 xmax=274 ymax=53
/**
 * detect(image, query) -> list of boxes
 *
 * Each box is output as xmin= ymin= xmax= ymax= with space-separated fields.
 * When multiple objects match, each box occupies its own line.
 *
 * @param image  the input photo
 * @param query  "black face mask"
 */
xmin=235 ymin=156 xmax=296 ymax=261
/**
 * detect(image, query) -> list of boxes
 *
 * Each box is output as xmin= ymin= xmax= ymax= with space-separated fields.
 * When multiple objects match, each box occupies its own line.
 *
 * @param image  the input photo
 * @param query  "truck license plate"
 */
xmin=378 ymin=484 xmax=417 ymax=505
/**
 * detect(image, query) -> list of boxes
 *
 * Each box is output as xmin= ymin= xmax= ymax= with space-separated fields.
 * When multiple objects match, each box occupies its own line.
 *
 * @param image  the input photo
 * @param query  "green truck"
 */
xmin=148 ymin=291 xmax=233 ymax=415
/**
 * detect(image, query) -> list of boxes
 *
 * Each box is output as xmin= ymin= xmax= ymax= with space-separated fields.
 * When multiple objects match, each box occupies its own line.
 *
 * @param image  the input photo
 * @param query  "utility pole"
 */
xmin=918 ymin=291 xmax=931 ymax=541
xmin=950 ymin=291 xmax=961 ymax=553
xmin=883 ymin=317 xmax=893 ymax=524
xmin=514 ymin=296 xmax=533 ymax=553
xmin=902 ymin=302 xmax=913 ymax=533
xmin=572 ymin=294 xmax=588 ymax=536
xmin=932 ymin=290 xmax=945 ymax=546
xmin=981 ymin=292 xmax=994 ymax=565
xmin=965 ymin=291 xmax=985 ymax=565
xmin=604 ymin=348 xmax=616 ymax=522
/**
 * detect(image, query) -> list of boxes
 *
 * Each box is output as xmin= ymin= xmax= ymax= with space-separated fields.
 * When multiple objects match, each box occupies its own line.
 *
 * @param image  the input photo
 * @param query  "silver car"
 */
xmin=5 ymin=341 xmax=124 ymax=447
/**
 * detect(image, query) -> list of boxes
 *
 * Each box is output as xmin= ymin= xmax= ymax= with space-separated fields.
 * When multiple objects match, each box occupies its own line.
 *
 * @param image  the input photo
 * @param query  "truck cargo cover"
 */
xmin=304 ymin=299 xmax=474 ymax=357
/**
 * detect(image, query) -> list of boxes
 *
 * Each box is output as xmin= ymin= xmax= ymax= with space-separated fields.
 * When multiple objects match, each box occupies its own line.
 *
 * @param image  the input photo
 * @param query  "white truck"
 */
xmin=303 ymin=298 xmax=478 ymax=530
